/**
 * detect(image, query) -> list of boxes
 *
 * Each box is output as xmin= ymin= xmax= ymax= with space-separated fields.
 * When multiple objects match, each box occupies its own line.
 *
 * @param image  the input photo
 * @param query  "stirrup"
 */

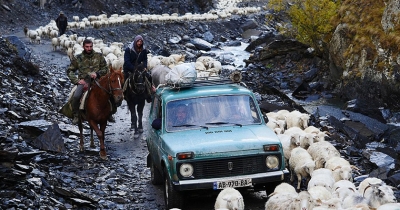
xmin=72 ymin=114 xmax=79 ymax=124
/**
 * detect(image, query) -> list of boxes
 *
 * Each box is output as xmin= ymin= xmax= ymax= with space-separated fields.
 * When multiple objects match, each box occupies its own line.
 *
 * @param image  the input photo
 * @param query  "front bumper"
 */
xmin=172 ymin=169 xmax=290 ymax=191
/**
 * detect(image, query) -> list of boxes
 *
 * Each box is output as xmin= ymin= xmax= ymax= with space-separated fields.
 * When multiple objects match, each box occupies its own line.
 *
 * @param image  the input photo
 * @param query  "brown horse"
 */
xmin=77 ymin=65 xmax=124 ymax=160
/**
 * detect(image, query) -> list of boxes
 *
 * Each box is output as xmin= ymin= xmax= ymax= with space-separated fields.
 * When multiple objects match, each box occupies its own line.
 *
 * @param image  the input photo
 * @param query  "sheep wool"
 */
xmin=214 ymin=188 xmax=244 ymax=210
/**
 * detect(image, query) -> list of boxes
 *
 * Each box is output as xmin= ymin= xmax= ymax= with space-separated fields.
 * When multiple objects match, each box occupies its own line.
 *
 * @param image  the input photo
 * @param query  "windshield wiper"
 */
xmin=206 ymin=122 xmax=230 ymax=125
xmin=206 ymin=122 xmax=243 ymax=127
xmin=173 ymin=124 xmax=209 ymax=129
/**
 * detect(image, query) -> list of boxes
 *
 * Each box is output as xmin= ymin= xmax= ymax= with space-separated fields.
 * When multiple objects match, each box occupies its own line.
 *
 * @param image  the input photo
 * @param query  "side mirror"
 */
xmin=151 ymin=118 xmax=162 ymax=130
xmin=263 ymin=115 xmax=268 ymax=123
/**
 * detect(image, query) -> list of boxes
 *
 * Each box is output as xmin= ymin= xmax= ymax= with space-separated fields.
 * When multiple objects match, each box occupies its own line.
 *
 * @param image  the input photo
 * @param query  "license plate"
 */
xmin=213 ymin=178 xmax=252 ymax=190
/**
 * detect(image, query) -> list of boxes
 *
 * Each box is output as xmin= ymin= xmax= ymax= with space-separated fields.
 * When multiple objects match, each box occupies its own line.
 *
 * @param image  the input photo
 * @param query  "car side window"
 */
xmin=151 ymin=97 xmax=162 ymax=130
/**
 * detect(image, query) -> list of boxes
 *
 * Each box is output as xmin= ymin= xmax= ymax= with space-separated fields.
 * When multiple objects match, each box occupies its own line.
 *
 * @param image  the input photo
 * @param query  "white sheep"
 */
xmin=27 ymin=30 xmax=38 ymax=43
xmin=268 ymin=182 xmax=296 ymax=197
xmin=358 ymin=177 xmax=396 ymax=208
xmin=49 ymin=29 xmax=59 ymax=38
xmin=304 ymin=125 xmax=320 ymax=134
xmin=289 ymin=147 xmax=315 ymax=190
xmin=265 ymin=192 xmax=298 ymax=210
xmin=148 ymin=56 xmax=162 ymax=70
xmin=265 ymin=191 xmax=313 ymax=210
xmin=307 ymin=168 xmax=335 ymax=192
xmin=73 ymin=16 xmax=80 ymax=22
xmin=304 ymin=126 xmax=328 ymax=142
xmin=332 ymin=180 xmax=357 ymax=202
xmin=206 ymin=60 xmax=222 ymax=76
xmin=266 ymin=111 xmax=279 ymax=120
xmin=307 ymin=141 xmax=340 ymax=169
xmin=267 ymin=118 xmax=286 ymax=133
xmin=151 ymin=64 xmax=171 ymax=87
xmin=289 ymin=191 xmax=313 ymax=210
xmin=276 ymin=109 xmax=290 ymax=121
xmin=312 ymin=197 xmax=341 ymax=210
xmin=377 ymin=203 xmax=400 ymax=210
xmin=286 ymin=110 xmax=310 ymax=129
xmin=169 ymin=54 xmax=185 ymax=64
xmin=277 ymin=133 xmax=300 ymax=166
xmin=325 ymin=156 xmax=359 ymax=182
xmin=342 ymin=193 xmax=369 ymax=209
xmin=273 ymin=128 xmax=283 ymax=135
xmin=284 ymin=127 xmax=314 ymax=149
xmin=214 ymin=187 xmax=244 ymax=210
xmin=308 ymin=185 xmax=333 ymax=201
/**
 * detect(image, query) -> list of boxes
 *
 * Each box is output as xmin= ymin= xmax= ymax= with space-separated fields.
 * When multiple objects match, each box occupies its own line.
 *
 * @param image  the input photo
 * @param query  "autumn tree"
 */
xmin=267 ymin=0 xmax=340 ymax=56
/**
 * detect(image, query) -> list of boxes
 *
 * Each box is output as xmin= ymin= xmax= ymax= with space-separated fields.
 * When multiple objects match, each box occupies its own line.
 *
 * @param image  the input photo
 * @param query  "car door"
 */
xmin=148 ymin=96 xmax=163 ymax=166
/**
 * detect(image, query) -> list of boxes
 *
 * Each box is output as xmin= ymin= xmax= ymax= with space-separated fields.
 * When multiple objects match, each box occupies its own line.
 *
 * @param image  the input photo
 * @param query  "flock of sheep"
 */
xmin=23 ymin=0 xmax=257 ymax=81
xmin=263 ymin=109 xmax=398 ymax=210
xmin=168 ymin=109 xmax=399 ymax=210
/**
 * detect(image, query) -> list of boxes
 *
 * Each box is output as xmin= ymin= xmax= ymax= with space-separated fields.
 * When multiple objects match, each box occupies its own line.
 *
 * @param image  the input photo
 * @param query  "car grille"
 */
xmin=188 ymin=155 xmax=281 ymax=179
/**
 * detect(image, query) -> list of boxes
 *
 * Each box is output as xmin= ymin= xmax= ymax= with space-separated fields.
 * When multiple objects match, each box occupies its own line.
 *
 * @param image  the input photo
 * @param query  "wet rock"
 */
xmin=345 ymin=99 xmax=386 ymax=123
xmin=190 ymin=37 xmax=215 ymax=50
xmin=242 ymin=29 xmax=262 ymax=39
xmin=240 ymin=19 xmax=258 ymax=31
xmin=4 ymin=35 xmax=31 ymax=60
xmin=203 ymin=31 xmax=214 ymax=42
xmin=30 ymin=123 xmax=66 ymax=153
xmin=388 ymin=172 xmax=400 ymax=187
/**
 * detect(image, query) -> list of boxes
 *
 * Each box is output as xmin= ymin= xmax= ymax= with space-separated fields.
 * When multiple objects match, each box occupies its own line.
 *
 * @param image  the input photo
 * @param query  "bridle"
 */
xmin=94 ymin=73 xmax=123 ymax=96
xmin=130 ymin=69 xmax=146 ymax=94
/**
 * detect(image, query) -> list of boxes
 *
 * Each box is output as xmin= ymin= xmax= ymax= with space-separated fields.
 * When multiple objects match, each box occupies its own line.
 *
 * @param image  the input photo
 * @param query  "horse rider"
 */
xmin=123 ymin=35 xmax=148 ymax=81
xmin=66 ymin=39 xmax=115 ymax=124
xmin=123 ymin=35 xmax=154 ymax=102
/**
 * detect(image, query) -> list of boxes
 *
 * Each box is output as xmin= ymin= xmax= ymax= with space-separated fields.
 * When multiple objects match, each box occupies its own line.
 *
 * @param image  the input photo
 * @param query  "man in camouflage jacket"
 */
xmin=67 ymin=39 xmax=110 ymax=124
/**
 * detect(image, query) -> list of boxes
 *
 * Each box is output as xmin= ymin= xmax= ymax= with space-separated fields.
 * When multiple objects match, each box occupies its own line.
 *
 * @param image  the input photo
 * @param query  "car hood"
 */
xmin=161 ymin=125 xmax=280 ymax=158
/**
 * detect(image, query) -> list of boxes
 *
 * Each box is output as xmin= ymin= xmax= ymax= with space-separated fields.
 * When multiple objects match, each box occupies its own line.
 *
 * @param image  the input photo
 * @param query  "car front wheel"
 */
xmin=163 ymin=168 xmax=184 ymax=209
xmin=150 ymin=161 xmax=163 ymax=185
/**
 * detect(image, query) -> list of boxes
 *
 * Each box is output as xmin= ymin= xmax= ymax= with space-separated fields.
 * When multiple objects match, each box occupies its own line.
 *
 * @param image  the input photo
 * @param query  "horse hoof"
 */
xmin=134 ymin=131 xmax=140 ymax=138
xmin=138 ymin=128 xmax=144 ymax=133
xmin=99 ymin=150 xmax=108 ymax=160
xmin=100 ymin=155 xmax=108 ymax=160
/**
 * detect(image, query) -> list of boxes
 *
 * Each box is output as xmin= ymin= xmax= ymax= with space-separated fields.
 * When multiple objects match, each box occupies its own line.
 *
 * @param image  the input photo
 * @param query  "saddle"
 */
xmin=59 ymin=85 xmax=114 ymax=118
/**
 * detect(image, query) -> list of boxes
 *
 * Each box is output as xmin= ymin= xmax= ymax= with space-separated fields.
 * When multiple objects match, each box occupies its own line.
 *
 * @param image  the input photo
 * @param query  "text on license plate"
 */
xmin=213 ymin=178 xmax=252 ymax=190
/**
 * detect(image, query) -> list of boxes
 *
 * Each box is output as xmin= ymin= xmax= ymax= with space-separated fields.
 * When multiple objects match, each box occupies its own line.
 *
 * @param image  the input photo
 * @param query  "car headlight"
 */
xmin=179 ymin=163 xmax=194 ymax=177
xmin=266 ymin=156 xmax=279 ymax=169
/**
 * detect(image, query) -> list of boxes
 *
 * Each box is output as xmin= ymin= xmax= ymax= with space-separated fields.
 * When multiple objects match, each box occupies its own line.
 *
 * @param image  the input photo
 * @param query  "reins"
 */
xmin=94 ymin=73 xmax=122 ymax=96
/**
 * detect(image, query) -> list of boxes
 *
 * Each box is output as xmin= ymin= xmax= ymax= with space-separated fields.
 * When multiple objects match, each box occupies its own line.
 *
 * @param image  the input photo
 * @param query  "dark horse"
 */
xmin=124 ymin=63 xmax=151 ymax=138
xmin=77 ymin=65 xmax=124 ymax=160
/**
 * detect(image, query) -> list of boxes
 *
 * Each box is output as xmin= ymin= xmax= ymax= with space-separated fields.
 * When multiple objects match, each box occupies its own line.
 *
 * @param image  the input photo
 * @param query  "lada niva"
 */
xmin=146 ymin=77 xmax=289 ymax=209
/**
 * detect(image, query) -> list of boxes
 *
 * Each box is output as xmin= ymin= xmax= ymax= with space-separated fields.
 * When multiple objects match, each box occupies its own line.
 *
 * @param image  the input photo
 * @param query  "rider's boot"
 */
xmin=72 ymin=113 xmax=79 ymax=125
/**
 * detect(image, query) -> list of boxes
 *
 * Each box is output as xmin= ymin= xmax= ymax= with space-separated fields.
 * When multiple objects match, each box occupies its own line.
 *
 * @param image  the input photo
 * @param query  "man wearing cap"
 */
xmin=56 ymin=11 xmax=68 ymax=36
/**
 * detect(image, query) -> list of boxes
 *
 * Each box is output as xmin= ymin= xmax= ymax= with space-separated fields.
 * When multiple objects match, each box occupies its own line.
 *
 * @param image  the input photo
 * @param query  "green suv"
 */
xmin=146 ymin=78 xmax=288 ymax=209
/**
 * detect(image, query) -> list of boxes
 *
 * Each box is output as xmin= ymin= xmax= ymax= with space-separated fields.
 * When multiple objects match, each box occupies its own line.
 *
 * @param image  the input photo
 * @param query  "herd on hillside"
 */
xmin=20 ymin=6 xmax=400 ymax=210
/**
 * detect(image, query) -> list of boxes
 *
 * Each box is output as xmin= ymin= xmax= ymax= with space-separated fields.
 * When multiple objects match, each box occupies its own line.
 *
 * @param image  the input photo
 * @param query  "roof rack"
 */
xmin=191 ymin=76 xmax=243 ymax=87
xmin=156 ymin=71 xmax=246 ymax=90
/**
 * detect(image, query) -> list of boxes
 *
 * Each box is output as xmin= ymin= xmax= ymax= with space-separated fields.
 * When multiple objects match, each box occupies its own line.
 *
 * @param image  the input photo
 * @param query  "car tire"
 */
xmin=150 ymin=161 xmax=163 ymax=185
xmin=265 ymin=181 xmax=282 ymax=196
xmin=163 ymin=168 xmax=184 ymax=209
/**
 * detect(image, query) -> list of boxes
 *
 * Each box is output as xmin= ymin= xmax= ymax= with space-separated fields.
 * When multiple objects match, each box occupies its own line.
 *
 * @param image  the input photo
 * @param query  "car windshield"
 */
xmin=166 ymin=95 xmax=262 ymax=131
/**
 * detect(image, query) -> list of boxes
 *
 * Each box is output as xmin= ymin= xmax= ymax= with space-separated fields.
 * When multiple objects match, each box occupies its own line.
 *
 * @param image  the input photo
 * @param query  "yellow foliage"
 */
xmin=288 ymin=0 xmax=339 ymax=54
xmin=267 ymin=0 xmax=286 ymax=12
